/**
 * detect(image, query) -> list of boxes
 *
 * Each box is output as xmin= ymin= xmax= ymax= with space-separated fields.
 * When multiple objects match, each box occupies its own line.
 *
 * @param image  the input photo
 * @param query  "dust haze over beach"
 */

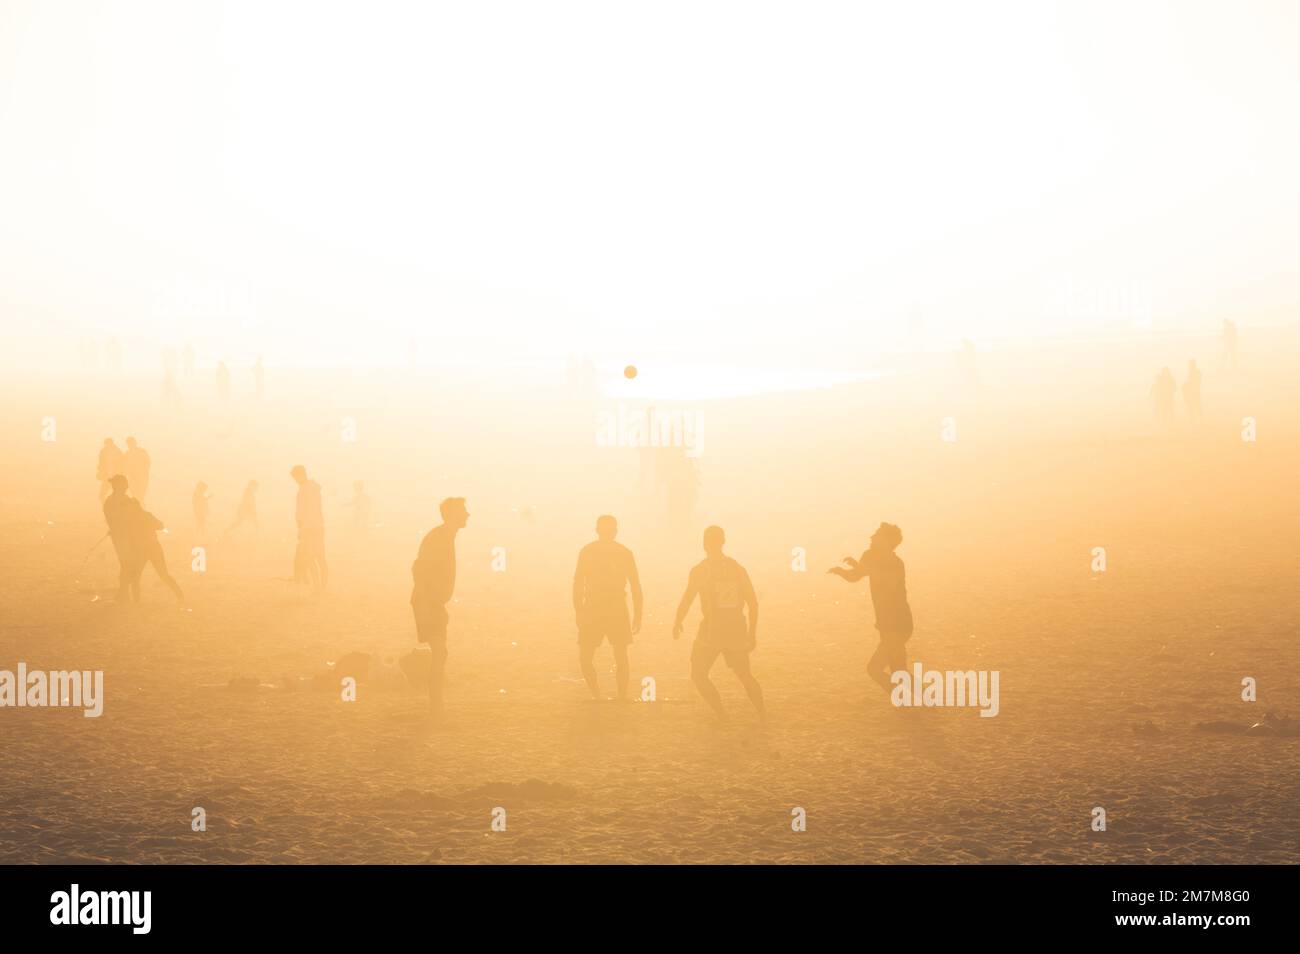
xmin=2 ymin=328 xmax=1299 ymax=864
xmin=2 ymin=0 xmax=1300 ymax=865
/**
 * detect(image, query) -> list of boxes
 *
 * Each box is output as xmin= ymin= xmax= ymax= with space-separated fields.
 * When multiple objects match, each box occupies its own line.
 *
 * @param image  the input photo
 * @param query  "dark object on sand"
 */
xmin=1195 ymin=712 xmax=1299 ymax=737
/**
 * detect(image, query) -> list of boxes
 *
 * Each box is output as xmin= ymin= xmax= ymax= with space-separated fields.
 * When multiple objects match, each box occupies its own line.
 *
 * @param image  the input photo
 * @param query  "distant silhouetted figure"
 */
xmin=162 ymin=372 xmax=182 ymax=404
xmin=229 ymin=480 xmax=259 ymax=532
xmin=411 ymin=497 xmax=469 ymax=719
xmin=1222 ymin=319 xmax=1238 ymax=370
xmin=1150 ymin=367 xmax=1176 ymax=429
xmin=103 ymin=475 xmax=141 ymax=601
xmin=122 ymin=437 xmax=151 ymax=502
xmin=1182 ymin=359 xmax=1203 ymax=426
xmin=345 ymin=480 xmax=371 ymax=533
xmin=216 ymin=361 xmax=231 ymax=401
xmin=253 ymin=356 xmax=265 ymax=400
xmin=673 ymin=525 xmax=765 ymax=724
xmin=192 ymin=482 xmax=211 ymax=536
xmin=829 ymin=522 xmax=914 ymax=695
xmin=290 ymin=465 xmax=327 ymax=591
xmin=573 ymin=515 xmax=643 ymax=701
xmin=96 ymin=438 xmax=123 ymax=503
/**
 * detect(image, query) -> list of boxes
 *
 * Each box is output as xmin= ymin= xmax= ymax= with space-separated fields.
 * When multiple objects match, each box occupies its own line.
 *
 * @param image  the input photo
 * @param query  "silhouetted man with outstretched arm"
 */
xmin=673 ymin=525 xmax=765 ymax=724
xmin=573 ymin=515 xmax=643 ymax=701
xmin=411 ymin=497 xmax=468 ymax=720
xmin=829 ymin=521 xmax=913 ymax=694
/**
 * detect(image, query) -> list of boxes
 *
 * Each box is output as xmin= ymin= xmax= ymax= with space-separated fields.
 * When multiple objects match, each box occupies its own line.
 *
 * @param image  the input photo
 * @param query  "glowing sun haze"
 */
xmin=2 ymin=0 xmax=1299 ymax=374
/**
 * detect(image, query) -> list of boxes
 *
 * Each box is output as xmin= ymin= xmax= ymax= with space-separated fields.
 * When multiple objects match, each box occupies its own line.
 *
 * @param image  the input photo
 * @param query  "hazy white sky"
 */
xmin=2 ymin=0 xmax=1299 ymax=371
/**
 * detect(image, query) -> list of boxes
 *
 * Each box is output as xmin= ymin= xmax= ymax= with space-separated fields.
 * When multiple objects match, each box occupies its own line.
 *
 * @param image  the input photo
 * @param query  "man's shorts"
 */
xmin=578 ymin=604 xmax=632 ymax=648
xmin=692 ymin=615 xmax=752 ymax=671
xmin=413 ymin=603 xmax=449 ymax=650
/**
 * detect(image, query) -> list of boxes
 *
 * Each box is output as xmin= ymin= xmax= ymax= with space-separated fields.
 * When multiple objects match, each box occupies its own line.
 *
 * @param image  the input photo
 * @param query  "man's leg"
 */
xmin=316 ymin=544 xmax=329 ymax=588
xmin=690 ymin=641 xmax=726 ymax=720
xmin=866 ymin=640 xmax=892 ymax=692
xmin=728 ymin=653 xmax=766 ymax=724
xmin=612 ymin=642 xmax=630 ymax=701
xmin=579 ymin=640 xmax=601 ymax=699
xmin=150 ymin=553 xmax=185 ymax=603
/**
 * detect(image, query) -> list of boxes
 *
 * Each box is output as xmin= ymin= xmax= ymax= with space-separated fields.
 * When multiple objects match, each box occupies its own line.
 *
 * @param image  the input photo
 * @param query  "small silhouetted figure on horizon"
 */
xmin=1222 ymin=319 xmax=1238 ymax=370
xmin=253 ymin=356 xmax=264 ymax=400
xmin=345 ymin=480 xmax=371 ymax=533
xmin=573 ymin=515 xmax=643 ymax=701
xmin=290 ymin=465 xmax=327 ymax=591
xmin=1182 ymin=359 xmax=1203 ymax=426
xmin=229 ymin=480 xmax=259 ymax=532
xmin=411 ymin=497 xmax=469 ymax=720
xmin=829 ymin=522 xmax=914 ymax=696
xmin=216 ymin=361 xmax=231 ymax=401
xmin=96 ymin=438 xmax=123 ymax=503
xmin=1150 ymin=367 xmax=1176 ymax=429
xmin=123 ymin=436 xmax=151 ymax=503
xmin=162 ymin=372 xmax=182 ymax=404
xmin=192 ymin=482 xmax=211 ymax=536
xmin=673 ymin=525 xmax=765 ymax=724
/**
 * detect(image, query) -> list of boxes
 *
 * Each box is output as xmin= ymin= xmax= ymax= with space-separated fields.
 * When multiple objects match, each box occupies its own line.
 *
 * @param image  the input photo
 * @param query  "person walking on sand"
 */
xmin=828 ymin=522 xmax=913 ymax=695
xmin=290 ymin=465 xmax=328 ymax=591
xmin=127 ymin=498 xmax=185 ymax=605
xmin=573 ymin=515 xmax=643 ymax=701
xmin=672 ymin=525 xmax=765 ymax=724
xmin=229 ymin=480 xmax=259 ymax=532
xmin=102 ymin=474 xmax=142 ymax=602
xmin=411 ymin=497 xmax=468 ymax=720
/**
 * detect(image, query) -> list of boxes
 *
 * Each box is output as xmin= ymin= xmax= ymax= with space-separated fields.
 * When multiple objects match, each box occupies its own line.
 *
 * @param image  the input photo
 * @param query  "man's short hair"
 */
xmin=109 ymin=474 xmax=128 ymax=491
xmin=290 ymin=465 xmax=306 ymax=480
xmin=703 ymin=525 xmax=725 ymax=549
xmin=596 ymin=514 xmax=617 ymax=533
xmin=877 ymin=522 xmax=903 ymax=549
xmin=440 ymin=497 xmax=466 ymax=520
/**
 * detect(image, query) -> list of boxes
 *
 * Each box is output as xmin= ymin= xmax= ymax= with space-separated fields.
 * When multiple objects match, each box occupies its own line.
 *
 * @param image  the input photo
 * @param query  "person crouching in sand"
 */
xmin=828 ymin=522 xmax=913 ymax=695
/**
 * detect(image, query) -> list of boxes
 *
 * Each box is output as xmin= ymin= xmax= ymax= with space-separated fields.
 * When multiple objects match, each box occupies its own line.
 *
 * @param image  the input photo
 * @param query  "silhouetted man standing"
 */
xmin=411 ymin=497 xmax=468 ymax=719
xmin=103 ymin=474 xmax=141 ymax=602
xmin=829 ymin=522 xmax=913 ymax=695
xmin=573 ymin=515 xmax=643 ymax=701
xmin=290 ymin=465 xmax=327 ymax=591
xmin=673 ymin=525 xmax=765 ymax=724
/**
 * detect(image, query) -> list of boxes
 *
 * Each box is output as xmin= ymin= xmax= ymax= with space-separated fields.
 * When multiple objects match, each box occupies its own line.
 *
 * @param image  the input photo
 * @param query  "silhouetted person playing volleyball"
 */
xmin=829 ymin=522 xmax=913 ymax=695
xmin=573 ymin=515 xmax=643 ymax=700
xmin=411 ymin=497 xmax=468 ymax=720
xmin=673 ymin=525 xmax=765 ymax=724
